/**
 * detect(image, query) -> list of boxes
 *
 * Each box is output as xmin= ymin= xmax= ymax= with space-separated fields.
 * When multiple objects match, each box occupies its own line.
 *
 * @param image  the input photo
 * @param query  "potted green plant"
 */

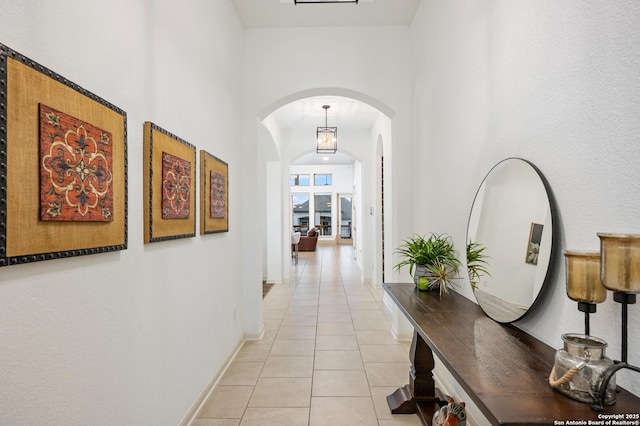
xmin=466 ymin=241 xmax=490 ymax=290
xmin=394 ymin=233 xmax=462 ymax=295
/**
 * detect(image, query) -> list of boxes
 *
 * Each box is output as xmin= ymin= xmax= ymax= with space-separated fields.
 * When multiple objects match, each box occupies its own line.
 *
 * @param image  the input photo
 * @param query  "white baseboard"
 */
xmin=382 ymin=293 xmax=394 ymax=315
xmin=245 ymin=325 xmax=265 ymax=341
xmin=179 ymin=339 xmax=245 ymax=426
xmin=390 ymin=327 xmax=407 ymax=342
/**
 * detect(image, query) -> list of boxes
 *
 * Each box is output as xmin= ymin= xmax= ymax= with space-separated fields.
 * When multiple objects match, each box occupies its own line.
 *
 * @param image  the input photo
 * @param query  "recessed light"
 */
xmin=323 ymin=157 xmax=329 ymax=161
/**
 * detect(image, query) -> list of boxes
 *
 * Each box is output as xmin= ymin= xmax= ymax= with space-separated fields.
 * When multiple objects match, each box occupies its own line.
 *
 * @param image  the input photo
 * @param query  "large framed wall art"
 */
xmin=200 ymin=150 xmax=229 ymax=234
xmin=0 ymin=43 xmax=127 ymax=267
xmin=143 ymin=122 xmax=196 ymax=243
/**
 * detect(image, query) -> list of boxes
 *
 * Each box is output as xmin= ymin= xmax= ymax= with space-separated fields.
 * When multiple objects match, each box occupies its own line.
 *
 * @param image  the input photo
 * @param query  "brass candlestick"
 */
xmin=564 ymin=251 xmax=607 ymax=335
xmin=591 ymin=233 xmax=640 ymax=411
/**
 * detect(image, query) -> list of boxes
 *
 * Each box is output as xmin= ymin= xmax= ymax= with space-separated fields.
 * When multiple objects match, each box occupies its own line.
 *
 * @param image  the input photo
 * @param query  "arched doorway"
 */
xmin=258 ymin=89 xmax=393 ymax=286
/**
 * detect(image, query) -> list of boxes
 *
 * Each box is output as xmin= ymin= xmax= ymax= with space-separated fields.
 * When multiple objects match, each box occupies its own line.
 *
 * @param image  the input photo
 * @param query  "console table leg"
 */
xmin=387 ymin=330 xmax=440 ymax=414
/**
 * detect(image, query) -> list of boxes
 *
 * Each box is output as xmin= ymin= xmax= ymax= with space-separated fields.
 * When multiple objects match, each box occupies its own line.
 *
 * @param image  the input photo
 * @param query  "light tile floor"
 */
xmin=193 ymin=245 xmax=422 ymax=426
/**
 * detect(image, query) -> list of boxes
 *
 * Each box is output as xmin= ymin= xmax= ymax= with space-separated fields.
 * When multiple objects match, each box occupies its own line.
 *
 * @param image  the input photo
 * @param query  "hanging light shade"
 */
xmin=316 ymin=105 xmax=337 ymax=154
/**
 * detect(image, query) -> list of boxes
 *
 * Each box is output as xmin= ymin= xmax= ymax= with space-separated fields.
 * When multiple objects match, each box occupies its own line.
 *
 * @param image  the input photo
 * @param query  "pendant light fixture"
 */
xmin=316 ymin=105 xmax=337 ymax=154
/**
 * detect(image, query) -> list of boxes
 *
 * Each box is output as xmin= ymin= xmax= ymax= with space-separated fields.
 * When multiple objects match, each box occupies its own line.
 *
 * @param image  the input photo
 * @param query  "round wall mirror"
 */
xmin=466 ymin=158 xmax=555 ymax=323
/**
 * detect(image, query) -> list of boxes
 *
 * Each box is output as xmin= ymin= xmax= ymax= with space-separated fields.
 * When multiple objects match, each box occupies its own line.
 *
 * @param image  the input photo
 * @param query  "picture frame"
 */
xmin=0 ymin=43 xmax=127 ymax=267
xmin=526 ymin=222 xmax=544 ymax=265
xmin=143 ymin=121 xmax=196 ymax=243
xmin=200 ymin=150 xmax=229 ymax=234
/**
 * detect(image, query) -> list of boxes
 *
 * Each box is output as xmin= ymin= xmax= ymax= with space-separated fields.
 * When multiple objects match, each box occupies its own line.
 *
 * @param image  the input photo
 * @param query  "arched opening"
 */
xmin=258 ymin=89 xmax=393 ymax=286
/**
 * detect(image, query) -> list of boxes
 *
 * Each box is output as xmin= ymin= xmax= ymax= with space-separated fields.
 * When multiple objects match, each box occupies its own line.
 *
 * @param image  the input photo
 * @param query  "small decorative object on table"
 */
xmin=394 ymin=233 xmax=461 ymax=295
xmin=432 ymin=398 xmax=466 ymax=426
xmin=549 ymin=333 xmax=616 ymax=405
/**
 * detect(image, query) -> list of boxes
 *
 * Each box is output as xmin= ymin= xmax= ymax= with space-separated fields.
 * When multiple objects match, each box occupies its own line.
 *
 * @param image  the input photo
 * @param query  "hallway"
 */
xmin=193 ymin=245 xmax=421 ymax=425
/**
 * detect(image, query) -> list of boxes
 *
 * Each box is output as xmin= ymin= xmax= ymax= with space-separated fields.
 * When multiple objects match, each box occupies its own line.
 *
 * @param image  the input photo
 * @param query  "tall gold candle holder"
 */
xmin=564 ymin=251 xmax=607 ymax=335
xmin=591 ymin=233 xmax=640 ymax=411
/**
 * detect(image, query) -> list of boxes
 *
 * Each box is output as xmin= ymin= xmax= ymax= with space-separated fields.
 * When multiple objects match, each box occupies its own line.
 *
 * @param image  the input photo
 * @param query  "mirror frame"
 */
xmin=466 ymin=158 xmax=557 ymax=323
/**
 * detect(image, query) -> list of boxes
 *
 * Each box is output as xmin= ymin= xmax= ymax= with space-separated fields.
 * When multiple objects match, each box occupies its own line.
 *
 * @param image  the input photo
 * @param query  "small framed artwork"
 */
xmin=200 ymin=150 xmax=229 ymax=234
xmin=143 ymin=122 xmax=196 ymax=243
xmin=526 ymin=222 xmax=544 ymax=265
xmin=0 ymin=43 xmax=127 ymax=267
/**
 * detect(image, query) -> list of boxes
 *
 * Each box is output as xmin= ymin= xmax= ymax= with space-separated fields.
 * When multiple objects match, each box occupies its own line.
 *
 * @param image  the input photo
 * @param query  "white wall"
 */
xmin=411 ymin=0 xmax=640 ymax=396
xmin=0 ymin=1 xmax=246 ymax=424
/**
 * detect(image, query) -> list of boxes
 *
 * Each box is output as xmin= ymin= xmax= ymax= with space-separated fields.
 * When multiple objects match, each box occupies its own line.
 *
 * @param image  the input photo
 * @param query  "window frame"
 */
xmin=290 ymin=174 xmax=310 ymax=186
xmin=314 ymin=173 xmax=332 ymax=186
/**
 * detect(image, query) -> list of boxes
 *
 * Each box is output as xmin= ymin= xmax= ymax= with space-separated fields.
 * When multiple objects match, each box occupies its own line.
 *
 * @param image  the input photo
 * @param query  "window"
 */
xmin=292 ymin=194 xmax=310 ymax=233
xmin=290 ymin=174 xmax=309 ymax=186
xmin=314 ymin=173 xmax=332 ymax=186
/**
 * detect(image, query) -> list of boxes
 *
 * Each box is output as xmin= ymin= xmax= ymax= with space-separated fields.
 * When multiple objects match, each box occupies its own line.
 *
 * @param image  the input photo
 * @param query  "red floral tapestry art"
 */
xmin=210 ymin=170 xmax=226 ymax=219
xmin=39 ymin=104 xmax=114 ymax=221
xmin=162 ymin=152 xmax=191 ymax=219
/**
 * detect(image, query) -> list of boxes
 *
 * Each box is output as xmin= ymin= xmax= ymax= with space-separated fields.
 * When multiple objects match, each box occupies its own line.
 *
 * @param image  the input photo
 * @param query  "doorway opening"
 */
xmin=338 ymin=193 xmax=353 ymax=245
xmin=260 ymin=89 xmax=393 ymax=287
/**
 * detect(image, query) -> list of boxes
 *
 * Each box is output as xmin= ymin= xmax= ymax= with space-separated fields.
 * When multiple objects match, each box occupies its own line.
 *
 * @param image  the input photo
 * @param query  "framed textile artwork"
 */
xmin=39 ymin=104 xmax=114 ymax=222
xmin=199 ymin=150 xmax=229 ymax=234
xmin=143 ymin=122 xmax=196 ymax=243
xmin=0 ymin=43 xmax=127 ymax=267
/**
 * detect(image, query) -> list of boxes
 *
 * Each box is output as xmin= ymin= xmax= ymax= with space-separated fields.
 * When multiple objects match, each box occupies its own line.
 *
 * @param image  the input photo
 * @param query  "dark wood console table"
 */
xmin=383 ymin=283 xmax=640 ymax=425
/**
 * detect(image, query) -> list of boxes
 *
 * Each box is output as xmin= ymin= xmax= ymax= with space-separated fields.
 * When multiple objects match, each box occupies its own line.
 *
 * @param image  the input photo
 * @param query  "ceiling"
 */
xmin=292 ymin=150 xmax=357 ymax=166
xmin=270 ymin=96 xmax=380 ymax=131
xmin=231 ymin=0 xmax=421 ymax=29
xmin=271 ymin=96 xmax=380 ymax=165
xmin=233 ymin=0 xmax=422 ymax=165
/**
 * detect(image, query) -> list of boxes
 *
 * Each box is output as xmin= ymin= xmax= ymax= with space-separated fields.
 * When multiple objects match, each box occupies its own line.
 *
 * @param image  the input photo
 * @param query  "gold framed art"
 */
xmin=0 ymin=43 xmax=127 ymax=267
xmin=525 ymin=222 xmax=543 ymax=265
xmin=143 ymin=122 xmax=196 ymax=243
xmin=200 ymin=150 xmax=229 ymax=234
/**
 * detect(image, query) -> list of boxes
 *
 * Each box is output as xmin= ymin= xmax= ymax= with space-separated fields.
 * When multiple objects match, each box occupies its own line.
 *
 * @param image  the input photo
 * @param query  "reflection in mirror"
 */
xmin=467 ymin=158 xmax=554 ymax=323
